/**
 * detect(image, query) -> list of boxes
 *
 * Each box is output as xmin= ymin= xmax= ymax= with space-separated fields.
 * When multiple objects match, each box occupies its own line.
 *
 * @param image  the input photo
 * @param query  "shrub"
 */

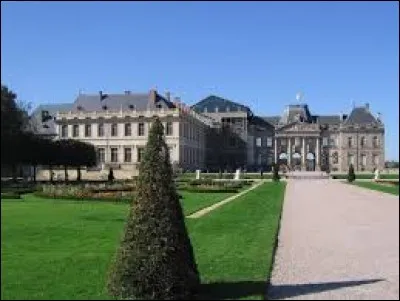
xmin=107 ymin=117 xmax=200 ymax=300
xmin=108 ymin=168 xmax=115 ymax=182
xmin=272 ymin=163 xmax=280 ymax=182
xmin=347 ymin=164 xmax=356 ymax=182
xmin=1 ymin=192 xmax=21 ymax=199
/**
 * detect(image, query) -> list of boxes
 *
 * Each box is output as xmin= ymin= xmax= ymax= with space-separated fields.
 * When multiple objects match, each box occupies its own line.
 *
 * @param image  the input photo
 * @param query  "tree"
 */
xmin=347 ymin=164 xmax=356 ymax=182
xmin=107 ymin=117 xmax=200 ymax=300
xmin=272 ymin=162 xmax=280 ymax=182
xmin=1 ymin=85 xmax=25 ymax=138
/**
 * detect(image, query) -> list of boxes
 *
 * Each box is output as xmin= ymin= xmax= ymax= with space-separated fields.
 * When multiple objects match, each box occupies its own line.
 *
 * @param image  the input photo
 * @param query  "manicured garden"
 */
xmin=350 ymin=181 xmax=399 ymax=195
xmin=1 ymin=182 xmax=285 ymax=300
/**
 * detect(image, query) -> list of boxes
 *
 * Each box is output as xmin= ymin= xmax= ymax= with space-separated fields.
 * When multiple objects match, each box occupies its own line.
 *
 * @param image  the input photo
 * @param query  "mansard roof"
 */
xmin=315 ymin=115 xmax=341 ymax=125
xmin=30 ymin=103 xmax=73 ymax=135
xmin=344 ymin=106 xmax=379 ymax=125
xmin=191 ymin=95 xmax=253 ymax=115
xmin=72 ymin=90 xmax=175 ymax=112
xmin=279 ymin=104 xmax=313 ymax=124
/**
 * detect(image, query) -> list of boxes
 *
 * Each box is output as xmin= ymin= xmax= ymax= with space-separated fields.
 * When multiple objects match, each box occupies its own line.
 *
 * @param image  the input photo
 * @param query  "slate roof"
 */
xmin=315 ymin=115 xmax=341 ymax=125
xmin=262 ymin=116 xmax=280 ymax=126
xmin=279 ymin=104 xmax=313 ymax=124
xmin=344 ymin=106 xmax=379 ymax=125
xmin=248 ymin=115 xmax=275 ymax=129
xmin=72 ymin=91 xmax=175 ymax=112
xmin=191 ymin=95 xmax=252 ymax=115
xmin=29 ymin=103 xmax=73 ymax=135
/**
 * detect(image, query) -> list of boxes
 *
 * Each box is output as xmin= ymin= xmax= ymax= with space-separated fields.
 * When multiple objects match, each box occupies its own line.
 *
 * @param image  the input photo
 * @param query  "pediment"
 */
xmin=276 ymin=121 xmax=320 ymax=133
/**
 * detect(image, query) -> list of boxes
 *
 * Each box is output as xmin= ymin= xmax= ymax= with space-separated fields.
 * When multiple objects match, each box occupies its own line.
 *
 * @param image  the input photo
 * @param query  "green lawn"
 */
xmin=180 ymin=190 xmax=237 ymax=215
xmin=1 ymin=182 xmax=285 ymax=300
xmin=350 ymin=181 xmax=399 ymax=195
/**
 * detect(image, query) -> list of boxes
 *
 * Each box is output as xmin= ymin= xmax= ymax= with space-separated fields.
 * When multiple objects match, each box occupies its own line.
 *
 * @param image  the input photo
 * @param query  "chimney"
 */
xmin=99 ymin=91 xmax=103 ymax=100
xmin=365 ymin=103 xmax=370 ymax=110
xmin=165 ymin=91 xmax=171 ymax=101
xmin=150 ymin=88 xmax=157 ymax=103
xmin=124 ymin=90 xmax=131 ymax=95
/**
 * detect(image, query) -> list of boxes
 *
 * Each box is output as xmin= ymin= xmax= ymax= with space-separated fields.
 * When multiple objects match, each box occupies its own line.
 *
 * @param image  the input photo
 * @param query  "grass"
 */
xmin=350 ymin=181 xmax=399 ymax=195
xmin=1 ymin=182 xmax=286 ymax=300
xmin=179 ymin=190 xmax=236 ymax=215
xmin=189 ymin=182 xmax=286 ymax=300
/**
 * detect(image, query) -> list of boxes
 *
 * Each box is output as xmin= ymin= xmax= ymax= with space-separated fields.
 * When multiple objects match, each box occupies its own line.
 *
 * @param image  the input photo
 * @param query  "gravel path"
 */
xmin=267 ymin=179 xmax=399 ymax=300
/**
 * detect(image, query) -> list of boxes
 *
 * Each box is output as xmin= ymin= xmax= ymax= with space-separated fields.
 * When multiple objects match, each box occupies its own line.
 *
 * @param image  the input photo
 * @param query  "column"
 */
xmin=301 ymin=137 xmax=306 ymax=170
xmin=274 ymin=137 xmax=278 ymax=163
xmin=287 ymin=137 xmax=292 ymax=166
xmin=316 ymin=137 xmax=320 ymax=170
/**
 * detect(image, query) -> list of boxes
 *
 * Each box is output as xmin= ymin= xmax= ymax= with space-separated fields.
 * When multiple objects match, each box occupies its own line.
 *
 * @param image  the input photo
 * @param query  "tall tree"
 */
xmin=107 ymin=117 xmax=200 ymax=300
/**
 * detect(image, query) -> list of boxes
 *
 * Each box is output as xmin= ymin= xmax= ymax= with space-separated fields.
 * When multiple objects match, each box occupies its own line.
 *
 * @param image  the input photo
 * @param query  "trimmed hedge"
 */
xmin=1 ymin=192 xmax=22 ymax=199
xmin=33 ymin=191 xmax=132 ymax=203
xmin=331 ymin=174 xmax=399 ymax=180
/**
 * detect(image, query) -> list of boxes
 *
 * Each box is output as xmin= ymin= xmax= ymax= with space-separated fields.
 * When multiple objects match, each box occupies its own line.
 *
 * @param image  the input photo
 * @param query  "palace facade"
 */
xmin=31 ymin=89 xmax=385 ymax=175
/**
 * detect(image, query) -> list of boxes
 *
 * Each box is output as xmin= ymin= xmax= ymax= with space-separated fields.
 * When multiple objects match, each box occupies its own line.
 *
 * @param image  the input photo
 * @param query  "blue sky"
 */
xmin=1 ymin=1 xmax=399 ymax=160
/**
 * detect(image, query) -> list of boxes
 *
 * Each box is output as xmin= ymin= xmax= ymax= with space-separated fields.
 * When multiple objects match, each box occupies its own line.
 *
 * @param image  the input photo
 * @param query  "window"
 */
xmin=138 ymin=123 xmax=145 ymax=136
xmin=361 ymin=154 xmax=367 ymax=166
xmin=256 ymin=137 xmax=262 ymax=147
xmin=85 ymin=124 xmax=91 ymax=137
xmin=98 ymin=124 xmax=104 ymax=137
xmin=281 ymin=139 xmax=287 ymax=146
xmin=111 ymin=148 xmax=118 ymax=163
xmin=332 ymin=152 xmax=339 ymax=164
xmin=267 ymin=137 xmax=273 ymax=147
xmin=137 ymin=148 xmax=145 ymax=162
xmin=322 ymin=137 xmax=328 ymax=146
xmin=61 ymin=125 xmax=68 ymax=137
xmin=97 ymin=148 xmax=105 ymax=163
xmin=373 ymin=154 xmax=379 ymax=166
xmin=168 ymin=146 xmax=173 ymax=159
xmin=360 ymin=136 xmax=366 ymax=148
xmin=73 ymin=124 xmax=79 ymax=137
xmin=329 ymin=138 xmax=336 ymax=147
xmin=166 ymin=122 xmax=173 ymax=136
xmin=348 ymin=154 xmax=355 ymax=165
xmin=348 ymin=137 xmax=353 ymax=148
xmin=373 ymin=136 xmax=379 ymax=148
xmin=111 ymin=123 xmax=118 ymax=136
xmin=124 ymin=123 xmax=131 ymax=136
xmin=124 ymin=147 xmax=131 ymax=162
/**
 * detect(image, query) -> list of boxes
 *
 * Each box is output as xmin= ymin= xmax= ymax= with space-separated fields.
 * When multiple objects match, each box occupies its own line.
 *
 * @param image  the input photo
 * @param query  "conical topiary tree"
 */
xmin=107 ymin=117 xmax=200 ymax=300
xmin=347 ymin=163 xmax=356 ymax=182
xmin=272 ymin=163 xmax=280 ymax=182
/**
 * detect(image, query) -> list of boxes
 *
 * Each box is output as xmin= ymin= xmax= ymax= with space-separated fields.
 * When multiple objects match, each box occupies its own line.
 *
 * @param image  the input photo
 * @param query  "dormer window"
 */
xmin=215 ymin=106 xmax=219 ymax=113
xmin=102 ymin=105 xmax=108 ymax=110
xmin=156 ymin=104 xmax=162 ymax=109
xmin=77 ymin=105 xmax=84 ymax=111
xmin=204 ymin=107 xmax=208 ymax=113
xmin=128 ymin=104 xmax=135 ymax=110
xmin=226 ymin=106 xmax=230 ymax=112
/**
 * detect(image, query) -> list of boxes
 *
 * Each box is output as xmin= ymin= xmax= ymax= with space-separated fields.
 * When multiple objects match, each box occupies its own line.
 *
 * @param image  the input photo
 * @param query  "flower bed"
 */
xmin=36 ymin=183 xmax=136 ymax=202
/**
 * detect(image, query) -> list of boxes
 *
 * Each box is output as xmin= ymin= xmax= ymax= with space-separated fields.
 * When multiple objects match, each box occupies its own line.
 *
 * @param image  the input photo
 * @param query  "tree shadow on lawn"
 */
xmin=199 ymin=278 xmax=384 ymax=300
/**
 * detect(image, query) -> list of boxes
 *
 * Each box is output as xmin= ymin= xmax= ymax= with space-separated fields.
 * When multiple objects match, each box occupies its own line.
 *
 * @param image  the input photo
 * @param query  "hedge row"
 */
xmin=331 ymin=174 xmax=399 ymax=179
xmin=33 ymin=191 xmax=132 ymax=203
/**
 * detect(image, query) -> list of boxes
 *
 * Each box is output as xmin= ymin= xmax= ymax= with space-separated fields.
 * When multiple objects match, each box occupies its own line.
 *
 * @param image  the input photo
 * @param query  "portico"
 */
xmin=274 ymin=122 xmax=322 ymax=171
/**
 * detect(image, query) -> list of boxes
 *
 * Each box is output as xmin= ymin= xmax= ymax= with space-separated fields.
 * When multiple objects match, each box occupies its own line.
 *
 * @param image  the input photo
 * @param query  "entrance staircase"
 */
xmin=286 ymin=171 xmax=330 ymax=180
